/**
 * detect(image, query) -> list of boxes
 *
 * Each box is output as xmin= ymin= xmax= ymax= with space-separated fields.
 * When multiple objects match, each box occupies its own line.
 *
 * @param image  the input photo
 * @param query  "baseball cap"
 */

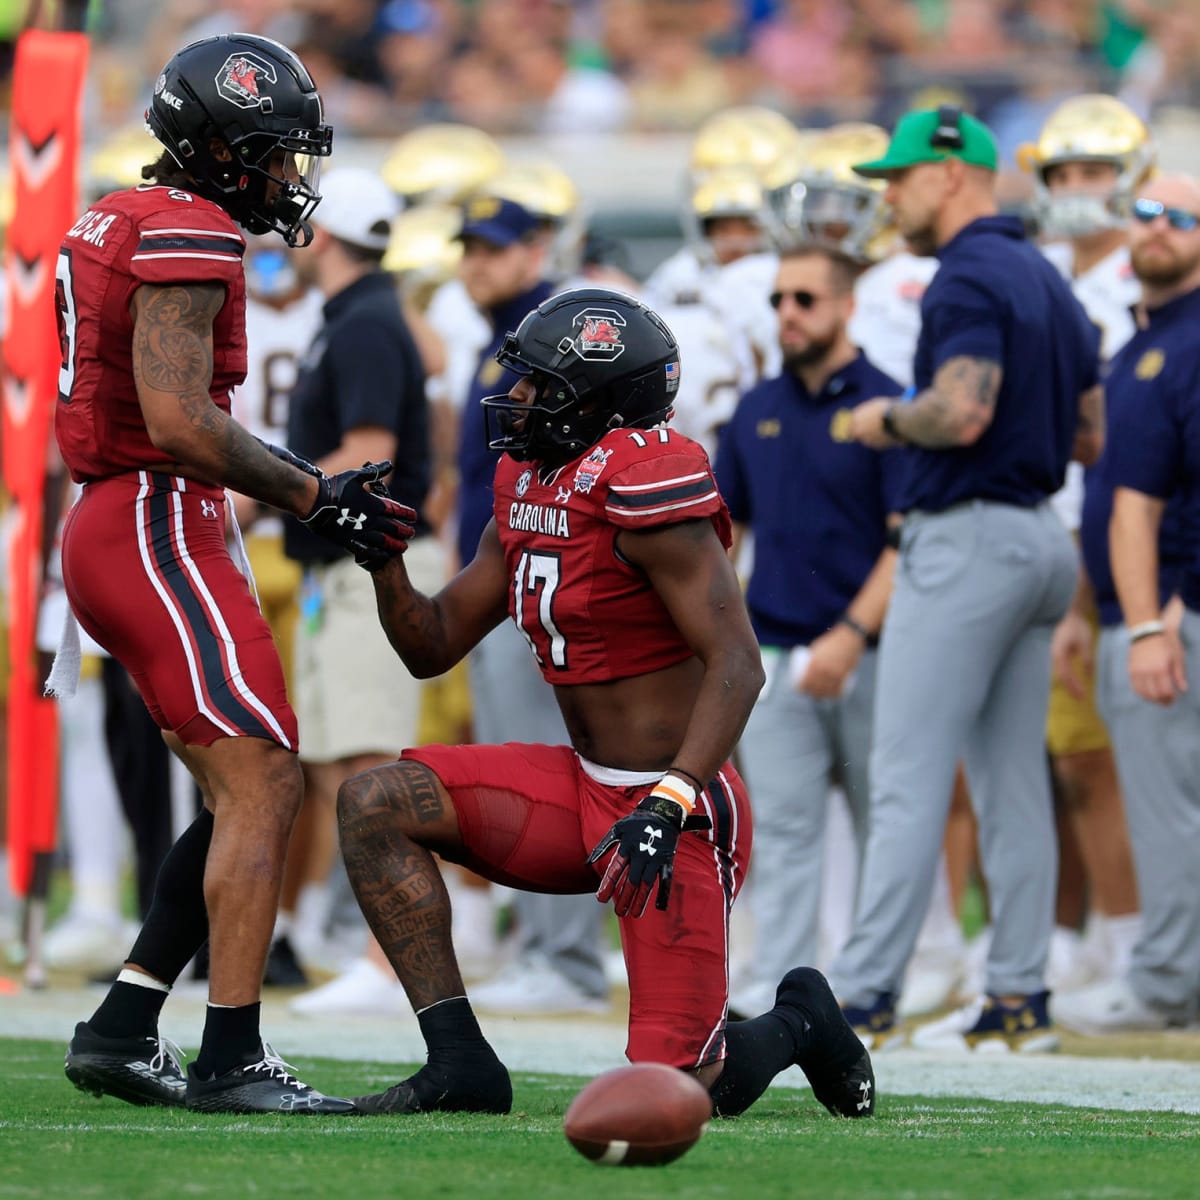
xmin=456 ymin=194 xmax=541 ymax=247
xmin=853 ymin=108 xmax=999 ymax=179
xmin=311 ymin=167 xmax=399 ymax=252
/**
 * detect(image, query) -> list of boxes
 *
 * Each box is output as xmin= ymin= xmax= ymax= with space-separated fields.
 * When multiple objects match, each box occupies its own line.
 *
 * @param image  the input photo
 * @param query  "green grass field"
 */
xmin=3 ymin=1039 xmax=1199 ymax=1200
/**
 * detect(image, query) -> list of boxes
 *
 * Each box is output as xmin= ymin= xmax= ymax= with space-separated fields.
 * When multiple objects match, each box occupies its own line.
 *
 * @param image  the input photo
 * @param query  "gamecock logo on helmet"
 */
xmin=571 ymin=308 xmax=626 ymax=361
xmin=215 ymin=52 xmax=278 ymax=109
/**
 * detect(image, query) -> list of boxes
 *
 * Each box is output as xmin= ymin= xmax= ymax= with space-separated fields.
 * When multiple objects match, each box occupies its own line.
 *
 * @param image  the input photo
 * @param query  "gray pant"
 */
xmin=738 ymin=645 xmax=877 ymax=988
xmin=1096 ymin=615 xmax=1200 ymax=1018
xmin=469 ymin=618 xmax=608 ymax=998
xmin=831 ymin=501 xmax=1077 ymax=1004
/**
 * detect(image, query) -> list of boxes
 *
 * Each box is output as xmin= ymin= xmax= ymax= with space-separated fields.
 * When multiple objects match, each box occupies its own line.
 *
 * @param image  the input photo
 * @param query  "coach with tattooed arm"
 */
xmin=830 ymin=107 xmax=1103 ymax=1053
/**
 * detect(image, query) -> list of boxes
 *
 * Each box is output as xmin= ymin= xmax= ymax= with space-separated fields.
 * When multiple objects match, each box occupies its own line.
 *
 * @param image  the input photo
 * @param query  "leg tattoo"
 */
xmin=338 ymin=763 xmax=464 ymax=1011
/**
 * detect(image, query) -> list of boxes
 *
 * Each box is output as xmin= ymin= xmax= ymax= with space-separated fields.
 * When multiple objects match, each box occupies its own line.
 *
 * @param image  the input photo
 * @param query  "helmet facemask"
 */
xmin=1035 ymin=148 xmax=1153 ymax=240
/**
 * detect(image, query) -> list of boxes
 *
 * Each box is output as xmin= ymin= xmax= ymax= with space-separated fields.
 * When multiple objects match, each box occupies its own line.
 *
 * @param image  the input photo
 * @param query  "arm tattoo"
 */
xmin=891 ymin=355 xmax=1002 ymax=448
xmin=1077 ymin=383 xmax=1104 ymax=436
xmin=132 ymin=283 xmax=312 ymax=514
xmin=374 ymin=564 xmax=456 ymax=677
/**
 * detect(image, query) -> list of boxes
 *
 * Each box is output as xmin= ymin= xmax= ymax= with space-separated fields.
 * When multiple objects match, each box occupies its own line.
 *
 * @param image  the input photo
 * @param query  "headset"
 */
xmin=931 ymin=104 xmax=965 ymax=151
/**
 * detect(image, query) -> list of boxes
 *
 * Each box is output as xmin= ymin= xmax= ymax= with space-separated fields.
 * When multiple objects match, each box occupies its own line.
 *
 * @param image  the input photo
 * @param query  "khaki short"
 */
xmin=244 ymin=532 xmax=302 ymax=695
xmin=1045 ymin=616 xmax=1111 ymax=757
xmin=292 ymin=537 xmax=445 ymax=763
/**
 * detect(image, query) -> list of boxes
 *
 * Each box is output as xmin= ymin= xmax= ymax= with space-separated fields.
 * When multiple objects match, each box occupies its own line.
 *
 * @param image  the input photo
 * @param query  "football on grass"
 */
xmin=563 ymin=1063 xmax=712 ymax=1166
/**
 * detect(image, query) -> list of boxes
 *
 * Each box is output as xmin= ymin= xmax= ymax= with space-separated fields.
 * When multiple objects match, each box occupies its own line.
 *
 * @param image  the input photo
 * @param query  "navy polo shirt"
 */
xmin=457 ymin=281 xmax=556 ymax=568
xmin=284 ymin=271 xmax=428 ymax=565
xmin=901 ymin=216 xmax=1100 ymax=513
xmin=1106 ymin=287 xmax=1200 ymax=614
xmin=714 ymin=352 xmax=906 ymax=648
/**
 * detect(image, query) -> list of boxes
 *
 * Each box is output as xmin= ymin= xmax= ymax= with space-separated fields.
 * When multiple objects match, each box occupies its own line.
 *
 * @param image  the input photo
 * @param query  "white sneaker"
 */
xmin=288 ymin=957 xmax=408 ymax=1017
xmin=1046 ymin=925 xmax=1098 ymax=993
xmin=471 ymin=955 xmax=608 ymax=1015
xmin=1052 ymin=976 xmax=1173 ymax=1035
xmin=910 ymin=992 xmax=1059 ymax=1054
xmin=899 ymin=952 xmax=964 ymax=1017
xmin=451 ymin=887 xmax=500 ymax=982
xmin=727 ymin=979 xmax=777 ymax=1021
xmin=43 ymin=912 xmax=130 ymax=974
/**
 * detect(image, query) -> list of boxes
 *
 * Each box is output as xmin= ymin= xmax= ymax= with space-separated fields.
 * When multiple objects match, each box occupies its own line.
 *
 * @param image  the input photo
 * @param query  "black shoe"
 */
xmin=353 ymin=1057 xmax=513 ymax=1115
xmin=263 ymin=935 xmax=309 ymax=988
xmin=185 ymin=1044 xmax=356 ymax=1114
xmin=775 ymin=967 xmax=876 ymax=1118
xmin=65 ymin=1021 xmax=187 ymax=1108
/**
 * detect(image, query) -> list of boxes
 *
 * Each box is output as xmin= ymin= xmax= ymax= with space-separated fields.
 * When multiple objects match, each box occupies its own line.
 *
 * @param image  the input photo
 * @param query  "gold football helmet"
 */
xmin=382 ymin=204 xmax=463 ymax=309
xmin=381 ymin=124 xmax=506 ymax=206
xmin=689 ymin=106 xmax=804 ymax=178
xmin=87 ymin=124 xmax=162 ymax=197
xmin=1017 ymin=94 xmax=1155 ymax=239
xmin=762 ymin=122 xmax=891 ymax=261
xmin=485 ymin=159 xmax=585 ymax=278
xmin=683 ymin=165 xmax=768 ymax=263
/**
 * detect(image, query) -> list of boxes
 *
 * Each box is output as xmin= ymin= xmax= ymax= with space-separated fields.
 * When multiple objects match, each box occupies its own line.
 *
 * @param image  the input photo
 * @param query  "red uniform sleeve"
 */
xmin=129 ymin=195 xmax=245 ymax=287
xmin=603 ymin=444 xmax=732 ymax=548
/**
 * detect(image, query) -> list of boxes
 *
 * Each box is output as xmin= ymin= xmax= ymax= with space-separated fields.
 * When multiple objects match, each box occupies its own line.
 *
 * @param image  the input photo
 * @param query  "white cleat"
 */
xmin=288 ymin=957 xmax=408 ymax=1018
xmin=470 ymin=954 xmax=608 ymax=1016
xmin=909 ymin=993 xmax=1060 ymax=1054
xmin=1052 ymin=976 xmax=1176 ymax=1036
xmin=43 ymin=913 xmax=132 ymax=974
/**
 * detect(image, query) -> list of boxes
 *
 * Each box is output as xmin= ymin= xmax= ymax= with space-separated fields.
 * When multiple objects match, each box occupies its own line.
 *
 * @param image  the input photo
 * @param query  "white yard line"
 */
xmin=5 ymin=986 xmax=1200 ymax=1114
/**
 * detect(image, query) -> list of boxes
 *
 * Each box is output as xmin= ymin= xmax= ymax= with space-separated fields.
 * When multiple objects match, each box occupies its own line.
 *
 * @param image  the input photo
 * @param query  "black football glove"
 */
xmin=588 ymin=793 xmax=712 ymax=918
xmin=300 ymin=460 xmax=417 ymax=569
xmin=256 ymin=437 xmax=322 ymax=477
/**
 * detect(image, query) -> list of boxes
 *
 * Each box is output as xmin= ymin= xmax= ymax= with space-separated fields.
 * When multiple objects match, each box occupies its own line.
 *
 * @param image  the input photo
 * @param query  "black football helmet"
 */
xmin=482 ymin=288 xmax=682 ymax=463
xmin=145 ymin=34 xmax=333 ymax=246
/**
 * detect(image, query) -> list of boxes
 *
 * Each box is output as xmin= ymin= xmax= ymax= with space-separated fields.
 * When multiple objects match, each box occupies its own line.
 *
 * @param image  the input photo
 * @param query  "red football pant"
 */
xmin=62 ymin=471 xmax=297 ymax=749
xmin=403 ymin=742 xmax=752 ymax=1069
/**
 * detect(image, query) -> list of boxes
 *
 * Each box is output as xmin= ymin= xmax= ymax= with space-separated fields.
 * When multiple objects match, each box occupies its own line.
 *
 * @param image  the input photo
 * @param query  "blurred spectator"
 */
xmin=751 ymin=0 xmax=854 ymax=105
xmin=375 ymin=0 xmax=457 ymax=121
xmin=628 ymin=4 xmax=734 ymax=129
xmin=507 ymin=35 xmax=632 ymax=134
xmin=1119 ymin=2 xmax=1200 ymax=116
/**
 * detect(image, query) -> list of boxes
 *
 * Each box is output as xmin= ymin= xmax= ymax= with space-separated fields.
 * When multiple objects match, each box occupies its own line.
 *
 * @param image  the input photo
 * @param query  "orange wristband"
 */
xmin=653 ymin=772 xmax=697 ymax=815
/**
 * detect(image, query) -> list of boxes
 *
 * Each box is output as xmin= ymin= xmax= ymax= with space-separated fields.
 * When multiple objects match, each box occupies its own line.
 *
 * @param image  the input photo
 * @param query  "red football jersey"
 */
xmin=54 ymin=185 xmax=248 ymax=482
xmin=492 ymin=426 xmax=732 ymax=685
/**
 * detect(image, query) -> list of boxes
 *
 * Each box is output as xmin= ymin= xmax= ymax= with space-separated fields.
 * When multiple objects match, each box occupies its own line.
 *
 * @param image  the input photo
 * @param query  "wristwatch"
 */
xmin=881 ymin=404 xmax=906 ymax=443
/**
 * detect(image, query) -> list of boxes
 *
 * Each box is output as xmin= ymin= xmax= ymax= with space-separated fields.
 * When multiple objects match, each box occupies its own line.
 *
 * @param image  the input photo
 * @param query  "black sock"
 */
xmin=709 ymin=1010 xmax=807 ymax=1118
xmin=126 ymin=810 xmax=214 ymax=984
xmin=398 ymin=997 xmax=507 ymax=1111
xmin=194 ymin=1002 xmax=262 ymax=1078
xmin=88 ymin=979 xmax=170 ymax=1040
xmin=417 ymin=996 xmax=489 ymax=1057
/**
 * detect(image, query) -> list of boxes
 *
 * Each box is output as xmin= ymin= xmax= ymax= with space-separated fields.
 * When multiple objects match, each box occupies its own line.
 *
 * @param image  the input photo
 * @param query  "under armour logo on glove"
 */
xmin=638 ymin=825 xmax=663 ymax=855
xmin=589 ymin=793 xmax=711 ymax=918
xmin=301 ymin=461 xmax=417 ymax=571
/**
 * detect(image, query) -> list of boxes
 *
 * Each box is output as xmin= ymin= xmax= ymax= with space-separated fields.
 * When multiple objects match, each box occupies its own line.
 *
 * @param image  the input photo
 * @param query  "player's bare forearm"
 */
xmin=890 ymin=355 xmax=1002 ymax=448
xmin=372 ymin=521 xmax=509 ymax=677
xmin=1073 ymin=384 xmax=1104 ymax=465
xmin=674 ymin=643 xmax=765 ymax=786
xmin=132 ymin=283 xmax=317 ymax=516
xmin=1110 ymin=486 xmax=1164 ymax=626
xmin=620 ymin=519 xmax=765 ymax=784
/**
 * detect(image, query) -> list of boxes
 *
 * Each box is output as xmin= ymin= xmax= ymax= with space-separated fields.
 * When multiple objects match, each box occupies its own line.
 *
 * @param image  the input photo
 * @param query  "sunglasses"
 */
xmin=1132 ymin=198 xmax=1200 ymax=231
xmin=768 ymin=289 xmax=829 ymax=310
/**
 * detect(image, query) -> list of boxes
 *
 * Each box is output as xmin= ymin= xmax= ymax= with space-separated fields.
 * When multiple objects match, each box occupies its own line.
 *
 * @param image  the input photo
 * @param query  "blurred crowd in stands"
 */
xmin=1 ymin=1 xmax=1199 ymax=155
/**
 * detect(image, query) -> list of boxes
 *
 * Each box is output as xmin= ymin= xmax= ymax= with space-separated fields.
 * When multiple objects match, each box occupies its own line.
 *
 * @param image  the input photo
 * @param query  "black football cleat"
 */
xmin=65 ymin=1021 xmax=187 ymax=1108
xmin=353 ymin=1058 xmax=513 ymax=1115
xmin=262 ymin=935 xmax=309 ymax=988
xmin=185 ymin=1044 xmax=356 ymax=1114
xmin=775 ymin=967 xmax=876 ymax=1118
